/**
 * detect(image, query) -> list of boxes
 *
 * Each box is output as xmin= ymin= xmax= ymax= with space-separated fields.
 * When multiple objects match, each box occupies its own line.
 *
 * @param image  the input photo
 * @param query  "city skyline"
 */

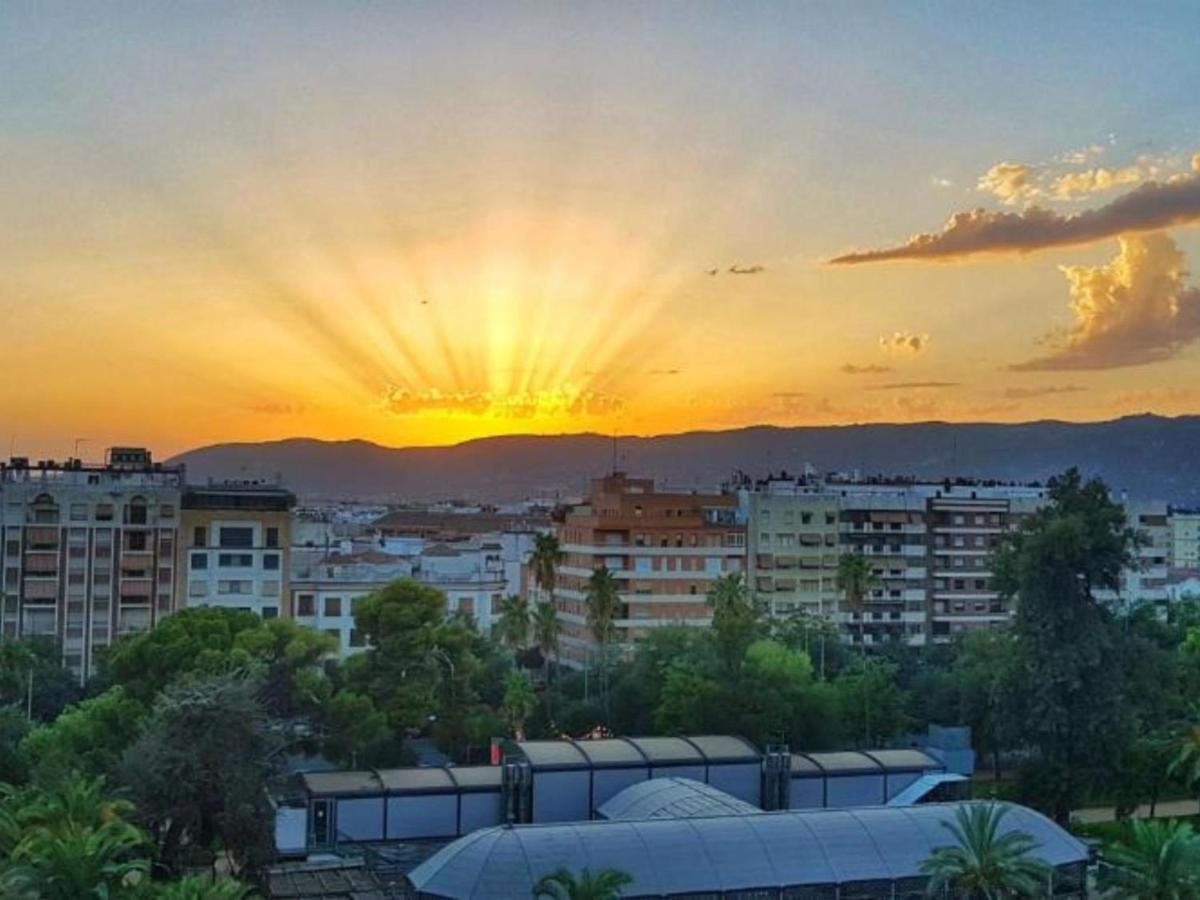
xmin=6 ymin=3 xmax=1200 ymax=459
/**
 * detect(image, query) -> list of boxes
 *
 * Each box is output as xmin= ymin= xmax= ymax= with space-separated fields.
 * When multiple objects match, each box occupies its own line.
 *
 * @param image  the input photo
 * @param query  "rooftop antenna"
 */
xmin=73 ymin=437 xmax=89 ymax=460
xmin=611 ymin=429 xmax=618 ymax=475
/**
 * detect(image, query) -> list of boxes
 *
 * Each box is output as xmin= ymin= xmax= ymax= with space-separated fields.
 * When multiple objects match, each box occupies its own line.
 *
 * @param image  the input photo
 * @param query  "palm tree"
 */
xmin=706 ymin=572 xmax=760 ymax=675
xmin=503 ymin=671 xmax=536 ymax=741
xmin=585 ymin=566 xmax=622 ymax=722
xmin=1169 ymin=716 xmax=1200 ymax=794
xmin=1 ymin=777 xmax=150 ymax=900
xmin=498 ymin=594 xmax=532 ymax=660
xmin=836 ymin=551 xmax=880 ymax=654
xmin=920 ymin=802 xmax=1051 ymax=899
xmin=154 ymin=874 xmax=253 ymax=899
xmin=529 ymin=533 xmax=565 ymax=603
xmin=533 ymin=867 xmax=633 ymax=899
xmin=533 ymin=601 xmax=562 ymax=682
xmin=1100 ymin=819 xmax=1200 ymax=899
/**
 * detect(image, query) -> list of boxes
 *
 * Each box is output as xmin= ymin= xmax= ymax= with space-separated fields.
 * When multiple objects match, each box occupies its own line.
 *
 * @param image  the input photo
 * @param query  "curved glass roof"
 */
xmin=597 ymin=777 xmax=760 ymax=820
xmin=570 ymin=738 xmax=648 ymax=767
xmin=514 ymin=740 xmax=589 ymax=769
xmin=864 ymin=749 xmax=942 ymax=771
xmin=626 ymin=736 xmax=705 ymax=764
xmin=407 ymin=802 xmax=1088 ymax=899
xmin=685 ymin=734 xmax=761 ymax=762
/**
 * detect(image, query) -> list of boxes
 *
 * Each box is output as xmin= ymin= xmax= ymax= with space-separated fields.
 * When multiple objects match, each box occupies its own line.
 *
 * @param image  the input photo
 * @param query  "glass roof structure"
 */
xmin=597 ymin=777 xmax=760 ymax=820
xmin=406 ymin=802 xmax=1087 ymax=899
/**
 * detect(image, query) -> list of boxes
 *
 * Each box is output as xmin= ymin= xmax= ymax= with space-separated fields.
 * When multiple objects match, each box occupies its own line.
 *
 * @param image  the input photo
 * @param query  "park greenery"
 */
xmin=5 ymin=468 xmax=1200 ymax=894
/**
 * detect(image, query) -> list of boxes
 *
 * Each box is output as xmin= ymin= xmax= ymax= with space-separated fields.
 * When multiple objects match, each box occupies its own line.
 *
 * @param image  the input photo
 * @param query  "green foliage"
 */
xmin=532 ymin=866 xmax=633 ymax=899
xmin=21 ymin=687 xmax=147 ymax=786
xmin=919 ymin=802 xmax=1051 ymax=899
xmin=1100 ymin=818 xmax=1200 ymax=899
xmin=0 ymin=706 xmax=29 ymax=785
xmin=0 ymin=776 xmax=150 ymax=900
xmin=0 ymin=638 xmax=82 ymax=723
xmin=706 ymin=573 xmax=763 ymax=676
xmin=532 ymin=601 xmax=562 ymax=673
xmin=503 ymin=671 xmax=536 ymax=739
xmin=146 ymin=875 xmax=253 ymax=899
xmin=529 ymin=533 xmax=564 ymax=596
xmin=317 ymin=689 xmax=399 ymax=768
xmin=101 ymin=607 xmax=264 ymax=702
xmin=584 ymin=567 xmax=620 ymax=647
xmin=119 ymin=674 xmax=278 ymax=880
xmin=833 ymin=657 xmax=908 ymax=748
xmin=836 ymin=552 xmax=880 ymax=652
xmin=995 ymin=467 xmax=1138 ymax=822
xmin=497 ymin=594 xmax=532 ymax=656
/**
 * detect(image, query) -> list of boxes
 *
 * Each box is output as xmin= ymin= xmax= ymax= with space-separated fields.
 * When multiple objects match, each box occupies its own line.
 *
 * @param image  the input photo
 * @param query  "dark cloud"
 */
xmin=1002 ymin=385 xmax=1086 ymax=399
xmin=728 ymin=264 xmax=765 ymax=274
xmin=840 ymin=363 xmax=893 ymax=375
xmin=879 ymin=331 xmax=929 ymax=354
xmin=831 ymin=159 xmax=1200 ymax=264
xmin=868 ymin=381 xmax=960 ymax=390
xmin=248 ymin=401 xmax=306 ymax=416
xmin=649 ymin=368 xmax=682 ymax=376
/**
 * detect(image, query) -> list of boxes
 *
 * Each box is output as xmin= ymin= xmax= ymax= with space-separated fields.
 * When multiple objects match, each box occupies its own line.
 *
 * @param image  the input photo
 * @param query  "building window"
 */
xmin=70 ymin=504 xmax=88 ymax=521
xmin=217 ymin=580 xmax=251 ymax=595
xmin=325 ymin=597 xmax=341 ymax=617
xmin=127 ymin=531 xmax=148 ymax=552
xmin=218 ymin=527 xmax=253 ymax=549
xmin=296 ymin=594 xmax=315 ymax=616
xmin=159 ymin=504 xmax=175 ymax=520
xmin=218 ymin=553 xmax=253 ymax=568
xmin=127 ymin=502 xmax=148 ymax=526
xmin=190 ymin=553 xmax=208 ymax=570
xmin=266 ymin=527 xmax=279 ymax=549
xmin=193 ymin=526 xmax=207 ymax=548
xmin=96 ymin=504 xmax=114 ymax=522
xmin=262 ymin=606 xmax=278 ymax=619
xmin=263 ymin=553 xmax=280 ymax=571
xmin=189 ymin=581 xmax=207 ymax=597
xmin=349 ymin=628 xmax=365 ymax=648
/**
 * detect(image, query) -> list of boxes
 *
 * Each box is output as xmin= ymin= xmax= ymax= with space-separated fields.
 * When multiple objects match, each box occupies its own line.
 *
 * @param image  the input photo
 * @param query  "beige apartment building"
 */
xmin=177 ymin=484 xmax=295 ymax=620
xmin=551 ymin=473 xmax=744 ymax=666
xmin=0 ymin=448 xmax=183 ymax=680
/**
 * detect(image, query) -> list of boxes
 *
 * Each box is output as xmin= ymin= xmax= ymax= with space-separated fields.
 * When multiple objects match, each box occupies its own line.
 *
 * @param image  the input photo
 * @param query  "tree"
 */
xmin=1100 ymin=819 xmax=1200 ymax=899
xmin=834 ymin=657 xmax=907 ymax=748
xmin=317 ymin=690 xmax=399 ymax=769
xmin=20 ymin=687 xmax=146 ymax=786
xmin=706 ymin=573 xmax=762 ymax=677
xmin=994 ymin=467 xmax=1139 ymax=823
xmin=230 ymin=617 xmax=337 ymax=718
xmin=503 ymin=671 xmax=536 ymax=740
xmin=0 ymin=705 xmax=29 ymax=785
xmin=0 ymin=776 xmax=150 ymax=900
xmin=532 ymin=866 xmax=633 ymax=899
xmin=0 ymin=638 xmax=82 ymax=723
xmin=119 ymin=674 xmax=279 ymax=880
xmin=497 ymin=594 xmax=532 ymax=659
xmin=584 ymin=566 xmax=622 ymax=720
xmin=149 ymin=875 xmax=252 ymax=899
xmin=955 ymin=629 xmax=1018 ymax=780
xmin=836 ymin=552 xmax=879 ymax=654
xmin=532 ymin=601 xmax=562 ymax=681
xmin=101 ymin=607 xmax=263 ymax=702
xmin=919 ymin=803 xmax=1051 ymax=899
xmin=529 ymin=533 xmax=565 ymax=602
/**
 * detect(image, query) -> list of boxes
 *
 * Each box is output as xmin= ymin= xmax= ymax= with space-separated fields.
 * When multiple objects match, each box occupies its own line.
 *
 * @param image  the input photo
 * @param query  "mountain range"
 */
xmin=168 ymin=414 xmax=1200 ymax=505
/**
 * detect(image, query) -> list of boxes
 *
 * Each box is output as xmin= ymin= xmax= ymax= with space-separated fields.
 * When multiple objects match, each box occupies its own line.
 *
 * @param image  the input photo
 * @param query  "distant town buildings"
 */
xmin=5 ymin=446 xmax=1200 ymax=677
xmin=547 ymin=473 xmax=745 ymax=666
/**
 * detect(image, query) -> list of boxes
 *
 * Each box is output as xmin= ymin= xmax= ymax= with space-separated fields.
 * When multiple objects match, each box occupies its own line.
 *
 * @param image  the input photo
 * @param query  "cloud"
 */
xmin=830 ymin=160 xmax=1200 ymax=265
xmin=1059 ymin=144 xmax=1107 ymax=165
xmin=1051 ymin=163 xmax=1151 ymax=199
xmin=248 ymin=401 xmax=307 ymax=416
xmin=728 ymin=264 xmax=765 ymax=275
xmin=382 ymin=384 xmax=623 ymax=417
xmin=931 ymin=177 xmax=953 ymax=189
xmin=649 ymin=368 xmax=681 ymax=376
xmin=868 ymin=381 xmax=959 ymax=390
xmin=1011 ymin=232 xmax=1200 ymax=370
xmin=978 ymin=162 xmax=1041 ymax=205
xmin=1001 ymin=385 xmax=1086 ymax=399
xmin=840 ymin=363 xmax=893 ymax=375
xmin=879 ymin=331 xmax=929 ymax=354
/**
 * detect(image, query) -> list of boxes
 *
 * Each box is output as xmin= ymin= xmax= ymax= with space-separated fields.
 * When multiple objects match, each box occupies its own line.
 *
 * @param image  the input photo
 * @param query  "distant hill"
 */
xmin=169 ymin=414 xmax=1200 ymax=505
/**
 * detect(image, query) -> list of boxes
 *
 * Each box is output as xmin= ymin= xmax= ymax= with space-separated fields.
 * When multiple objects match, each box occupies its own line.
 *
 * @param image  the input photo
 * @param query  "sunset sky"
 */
xmin=5 ymin=2 xmax=1200 ymax=459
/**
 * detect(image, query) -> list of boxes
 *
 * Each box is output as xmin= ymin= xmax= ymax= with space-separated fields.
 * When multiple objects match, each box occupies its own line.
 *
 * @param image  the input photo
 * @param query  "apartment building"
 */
xmin=177 ymin=483 xmax=295 ymax=619
xmin=0 ymin=449 xmax=183 ymax=680
xmin=1170 ymin=509 xmax=1200 ymax=569
xmin=550 ymin=473 xmax=744 ymax=666
xmin=742 ymin=475 xmax=841 ymax=620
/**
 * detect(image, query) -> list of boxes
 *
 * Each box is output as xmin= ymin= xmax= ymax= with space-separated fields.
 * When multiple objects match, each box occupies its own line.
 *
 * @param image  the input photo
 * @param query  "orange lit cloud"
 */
xmin=831 ymin=157 xmax=1200 ymax=264
xmin=978 ymin=162 xmax=1041 ymax=205
xmin=1012 ymin=233 xmax=1200 ymax=370
xmin=879 ymin=331 xmax=929 ymax=354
